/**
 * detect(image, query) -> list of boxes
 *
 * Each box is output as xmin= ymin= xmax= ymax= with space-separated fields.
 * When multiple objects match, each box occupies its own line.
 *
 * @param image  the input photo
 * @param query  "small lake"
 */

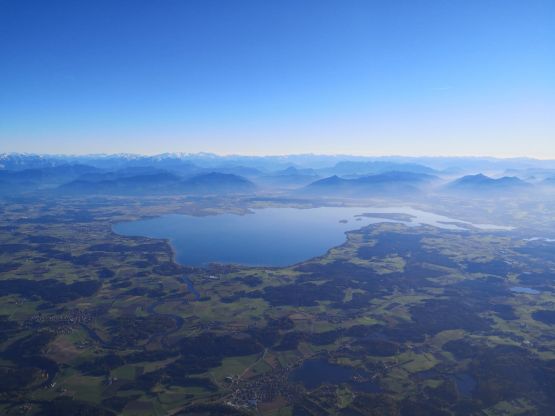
xmin=113 ymin=206 xmax=510 ymax=267
xmin=290 ymin=358 xmax=380 ymax=392
xmin=453 ymin=373 xmax=477 ymax=397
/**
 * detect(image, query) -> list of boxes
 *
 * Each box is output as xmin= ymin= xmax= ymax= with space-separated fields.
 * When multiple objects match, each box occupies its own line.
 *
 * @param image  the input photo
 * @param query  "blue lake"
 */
xmin=113 ymin=206 xmax=510 ymax=267
xmin=290 ymin=358 xmax=380 ymax=392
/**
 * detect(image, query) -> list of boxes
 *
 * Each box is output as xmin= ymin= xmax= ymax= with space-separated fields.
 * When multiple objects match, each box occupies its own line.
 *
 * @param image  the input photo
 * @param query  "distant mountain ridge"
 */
xmin=0 ymin=164 xmax=100 ymax=183
xmin=59 ymin=171 xmax=255 ymax=195
xmin=447 ymin=174 xmax=530 ymax=192
xmin=303 ymin=171 xmax=439 ymax=196
xmin=3 ymin=152 xmax=555 ymax=173
xmin=450 ymin=173 xmax=527 ymax=188
xmin=0 ymin=153 xmax=550 ymax=198
xmin=182 ymin=172 xmax=255 ymax=193
xmin=319 ymin=161 xmax=438 ymax=177
xmin=0 ymin=164 xmax=102 ymax=194
xmin=258 ymin=166 xmax=321 ymax=188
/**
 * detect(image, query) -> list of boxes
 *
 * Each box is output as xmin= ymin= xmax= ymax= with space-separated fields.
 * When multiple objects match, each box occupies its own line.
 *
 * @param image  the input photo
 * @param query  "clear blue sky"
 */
xmin=1 ymin=0 xmax=554 ymax=157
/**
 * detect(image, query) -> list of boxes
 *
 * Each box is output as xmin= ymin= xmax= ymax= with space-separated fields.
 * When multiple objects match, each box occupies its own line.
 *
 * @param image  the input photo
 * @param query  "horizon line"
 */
xmin=2 ymin=151 xmax=555 ymax=162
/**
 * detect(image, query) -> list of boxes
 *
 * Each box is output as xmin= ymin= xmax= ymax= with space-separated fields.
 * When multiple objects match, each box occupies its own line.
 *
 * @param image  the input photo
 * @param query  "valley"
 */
xmin=1 ymin=191 xmax=555 ymax=415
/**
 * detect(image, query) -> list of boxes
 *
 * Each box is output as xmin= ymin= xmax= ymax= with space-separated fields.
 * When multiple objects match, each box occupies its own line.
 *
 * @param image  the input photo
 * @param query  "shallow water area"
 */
xmin=510 ymin=286 xmax=540 ymax=295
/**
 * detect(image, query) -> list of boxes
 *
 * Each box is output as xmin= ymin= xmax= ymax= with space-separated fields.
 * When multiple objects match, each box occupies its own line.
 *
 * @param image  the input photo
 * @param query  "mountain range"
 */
xmin=58 ymin=171 xmax=255 ymax=196
xmin=303 ymin=171 xmax=439 ymax=196
xmin=447 ymin=174 xmax=531 ymax=193
xmin=1 ymin=153 xmax=554 ymax=198
xmin=3 ymin=153 xmax=555 ymax=173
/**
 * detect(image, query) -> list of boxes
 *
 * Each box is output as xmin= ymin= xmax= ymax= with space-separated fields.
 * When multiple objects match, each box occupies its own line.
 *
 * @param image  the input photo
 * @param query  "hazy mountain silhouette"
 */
xmin=182 ymin=172 xmax=255 ymax=193
xmin=303 ymin=171 xmax=438 ymax=196
xmin=258 ymin=166 xmax=321 ymax=188
xmin=59 ymin=171 xmax=254 ymax=195
xmin=319 ymin=161 xmax=438 ymax=177
xmin=447 ymin=174 xmax=531 ymax=193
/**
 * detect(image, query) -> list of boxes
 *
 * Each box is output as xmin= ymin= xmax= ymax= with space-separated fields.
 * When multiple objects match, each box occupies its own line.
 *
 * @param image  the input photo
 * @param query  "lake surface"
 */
xmin=289 ymin=358 xmax=380 ymax=392
xmin=113 ymin=206 xmax=510 ymax=267
xmin=453 ymin=373 xmax=476 ymax=397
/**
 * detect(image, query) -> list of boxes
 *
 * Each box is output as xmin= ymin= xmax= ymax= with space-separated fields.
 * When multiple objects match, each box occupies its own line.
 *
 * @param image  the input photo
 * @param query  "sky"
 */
xmin=0 ymin=0 xmax=554 ymax=157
